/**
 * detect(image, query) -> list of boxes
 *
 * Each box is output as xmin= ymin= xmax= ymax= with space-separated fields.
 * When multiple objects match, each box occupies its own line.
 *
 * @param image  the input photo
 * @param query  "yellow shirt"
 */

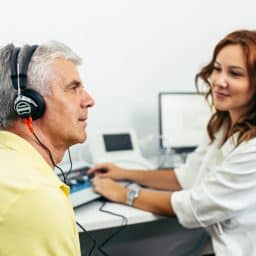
xmin=0 ymin=131 xmax=81 ymax=256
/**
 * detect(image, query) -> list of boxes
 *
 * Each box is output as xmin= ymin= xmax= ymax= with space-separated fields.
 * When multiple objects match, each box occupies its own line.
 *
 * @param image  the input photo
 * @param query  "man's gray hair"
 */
xmin=0 ymin=41 xmax=82 ymax=129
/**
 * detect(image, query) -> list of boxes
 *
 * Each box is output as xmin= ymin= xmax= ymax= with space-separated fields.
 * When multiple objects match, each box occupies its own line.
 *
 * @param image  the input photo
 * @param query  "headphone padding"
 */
xmin=20 ymin=88 xmax=46 ymax=120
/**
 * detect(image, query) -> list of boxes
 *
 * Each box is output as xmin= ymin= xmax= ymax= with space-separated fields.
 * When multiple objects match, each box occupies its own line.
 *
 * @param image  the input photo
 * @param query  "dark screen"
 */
xmin=103 ymin=133 xmax=133 ymax=151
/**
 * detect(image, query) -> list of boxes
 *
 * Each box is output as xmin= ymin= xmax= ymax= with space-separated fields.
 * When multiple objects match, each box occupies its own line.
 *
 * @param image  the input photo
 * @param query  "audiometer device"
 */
xmin=56 ymin=160 xmax=101 ymax=208
xmin=89 ymin=129 xmax=155 ymax=169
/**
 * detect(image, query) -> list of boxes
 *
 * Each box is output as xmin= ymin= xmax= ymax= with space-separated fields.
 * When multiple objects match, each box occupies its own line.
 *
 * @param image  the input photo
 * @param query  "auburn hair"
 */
xmin=195 ymin=30 xmax=256 ymax=145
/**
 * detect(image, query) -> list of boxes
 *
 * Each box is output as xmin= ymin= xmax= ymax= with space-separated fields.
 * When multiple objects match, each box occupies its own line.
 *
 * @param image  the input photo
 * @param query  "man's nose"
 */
xmin=81 ymin=90 xmax=95 ymax=108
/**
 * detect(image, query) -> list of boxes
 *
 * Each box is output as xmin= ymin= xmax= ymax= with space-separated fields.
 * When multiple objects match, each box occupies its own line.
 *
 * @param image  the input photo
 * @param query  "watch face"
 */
xmin=128 ymin=190 xmax=137 ymax=199
xmin=127 ymin=189 xmax=139 ymax=206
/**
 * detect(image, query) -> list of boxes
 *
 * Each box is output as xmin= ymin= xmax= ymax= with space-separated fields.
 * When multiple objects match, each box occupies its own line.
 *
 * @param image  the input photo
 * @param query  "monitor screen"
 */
xmin=159 ymin=92 xmax=212 ymax=151
xmin=103 ymin=133 xmax=133 ymax=152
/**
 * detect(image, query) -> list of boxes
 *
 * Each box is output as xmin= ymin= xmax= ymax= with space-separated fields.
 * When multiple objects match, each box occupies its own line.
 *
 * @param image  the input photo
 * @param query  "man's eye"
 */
xmin=71 ymin=84 xmax=81 ymax=91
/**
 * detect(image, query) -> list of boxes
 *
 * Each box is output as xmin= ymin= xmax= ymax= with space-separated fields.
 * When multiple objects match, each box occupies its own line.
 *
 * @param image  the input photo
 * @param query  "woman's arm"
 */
xmin=124 ymin=169 xmax=181 ymax=191
xmin=89 ymin=163 xmax=181 ymax=191
xmin=92 ymin=176 xmax=175 ymax=216
xmin=172 ymin=138 xmax=256 ymax=228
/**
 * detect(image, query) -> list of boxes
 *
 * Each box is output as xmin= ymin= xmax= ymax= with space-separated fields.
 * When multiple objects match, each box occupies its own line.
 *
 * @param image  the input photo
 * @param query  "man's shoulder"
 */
xmin=0 ymin=183 xmax=79 ymax=256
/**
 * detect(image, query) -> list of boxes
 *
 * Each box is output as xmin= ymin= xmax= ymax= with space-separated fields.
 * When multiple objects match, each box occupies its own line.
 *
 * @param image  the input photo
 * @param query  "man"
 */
xmin=0 ymin=42 xmax=94 ymax=255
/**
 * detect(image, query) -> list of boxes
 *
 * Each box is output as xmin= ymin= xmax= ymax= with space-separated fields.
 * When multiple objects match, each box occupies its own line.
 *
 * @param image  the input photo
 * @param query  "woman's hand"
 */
xmin=88 ymin=163 xmax=128 ymax=180
xmin=92 ymin=176 xmax=128 ymax=203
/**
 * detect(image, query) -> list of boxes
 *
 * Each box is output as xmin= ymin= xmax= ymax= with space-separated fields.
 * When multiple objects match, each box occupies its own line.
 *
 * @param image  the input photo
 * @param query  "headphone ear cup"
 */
xmin=14 ymin=88 xmax=46 ymax=120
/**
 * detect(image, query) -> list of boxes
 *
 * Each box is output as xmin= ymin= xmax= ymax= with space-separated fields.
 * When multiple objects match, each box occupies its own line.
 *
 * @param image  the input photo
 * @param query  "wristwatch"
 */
xmin=127 ymin=188 xmax=140 ymax=206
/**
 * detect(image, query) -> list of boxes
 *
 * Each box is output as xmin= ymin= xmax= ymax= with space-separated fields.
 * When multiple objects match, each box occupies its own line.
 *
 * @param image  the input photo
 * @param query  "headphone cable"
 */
xmin=23 ymin=118 xmax=96 ymax=256
xmin=31 ymin=129 xmax=67 ymax=183
xmin=65 ymin=148 xmax=73 ymax=181
xmin=32 ymin=129 xmax=96 ymax=256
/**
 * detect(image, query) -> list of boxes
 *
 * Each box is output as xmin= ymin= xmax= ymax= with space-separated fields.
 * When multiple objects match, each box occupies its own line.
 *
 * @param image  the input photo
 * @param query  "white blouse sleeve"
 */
xmin=174 ymin=132 xmax=210 ymax=189
xmin=172 ymin=138 xmax=256 ymax=228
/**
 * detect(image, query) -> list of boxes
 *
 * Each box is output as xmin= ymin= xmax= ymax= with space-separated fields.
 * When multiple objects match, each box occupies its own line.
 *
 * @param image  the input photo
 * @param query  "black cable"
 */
xmin=31 ymin=130 xmax=96 ymax=256
xmin=65 ymin=148 xmax=73 ymax=181
xmin=97 ymin=201 xmax=128 ymax=256
xmin=31 ymin=130 xmax=67 ymax=184
xmin=76 ymin=221 xmax=97 ymax=256
xmin=63 ymin=149 xmax=96 ymax=256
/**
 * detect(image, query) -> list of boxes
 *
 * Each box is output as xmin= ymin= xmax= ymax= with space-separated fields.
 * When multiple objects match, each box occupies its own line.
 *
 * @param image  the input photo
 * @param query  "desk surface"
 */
xmin=72 ymin=158 xmax=165 ymax=232
xmin=75 ymin=199 xmax=162 ymax=231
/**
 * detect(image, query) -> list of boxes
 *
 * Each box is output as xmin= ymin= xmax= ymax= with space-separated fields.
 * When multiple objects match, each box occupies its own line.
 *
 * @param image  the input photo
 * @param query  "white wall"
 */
xmin=1 ymin=0 xmax=256 ymax=160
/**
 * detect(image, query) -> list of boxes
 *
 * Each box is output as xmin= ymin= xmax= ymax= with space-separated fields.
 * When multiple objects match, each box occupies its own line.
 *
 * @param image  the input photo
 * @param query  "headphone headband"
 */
xmin=10 ymin=47 xmax=21 ymax=90
xmin=10 ymin=45 xmax=38 ymax=90
xmin=19 ymin=45 xmax=38 ymax=85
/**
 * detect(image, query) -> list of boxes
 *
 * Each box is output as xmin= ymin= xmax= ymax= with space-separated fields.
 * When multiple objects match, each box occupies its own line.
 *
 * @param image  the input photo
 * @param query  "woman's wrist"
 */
xmin=119 ymin=168 xmax=130 ymax=180
xmin=117 ymin=186 xmax=129 ymax=204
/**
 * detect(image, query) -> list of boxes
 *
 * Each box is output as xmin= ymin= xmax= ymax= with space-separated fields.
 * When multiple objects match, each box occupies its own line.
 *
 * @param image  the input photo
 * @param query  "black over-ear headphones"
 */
xmin=10 ymin=45 xmax=46 ymax=120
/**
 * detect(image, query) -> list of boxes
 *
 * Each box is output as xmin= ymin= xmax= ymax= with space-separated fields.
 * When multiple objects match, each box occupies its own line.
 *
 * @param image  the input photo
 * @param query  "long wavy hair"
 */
xmin=195 ymin=30 xmax=256 ymax=145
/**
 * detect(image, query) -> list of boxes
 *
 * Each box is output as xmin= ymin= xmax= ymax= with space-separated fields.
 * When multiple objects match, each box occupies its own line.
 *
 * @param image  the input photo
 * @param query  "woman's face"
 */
xmin=209 ymin=44 xmax=255 ymax=124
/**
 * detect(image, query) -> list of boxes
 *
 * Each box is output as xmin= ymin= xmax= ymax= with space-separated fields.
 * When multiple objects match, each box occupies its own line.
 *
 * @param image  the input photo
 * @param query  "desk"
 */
xmin=75 ymin=199 xmax=167 ymax=256
xmin=73 ymin=161 xmax=211 ymax=255
xmin=75 ymin=200 xmax=211 ymax=256
xmin=75 ymin=199 xmax=161 ymax=232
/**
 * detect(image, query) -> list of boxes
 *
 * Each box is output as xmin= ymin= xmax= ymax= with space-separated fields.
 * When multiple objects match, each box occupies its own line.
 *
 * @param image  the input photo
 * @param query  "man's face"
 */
xmin=41 ymin=59 xmax=94 ymax=148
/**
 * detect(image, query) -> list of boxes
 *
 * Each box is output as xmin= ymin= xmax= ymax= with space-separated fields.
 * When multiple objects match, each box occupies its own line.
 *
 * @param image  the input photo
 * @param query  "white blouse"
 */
xmin=172 ymin=126 xmax=256 ymax=256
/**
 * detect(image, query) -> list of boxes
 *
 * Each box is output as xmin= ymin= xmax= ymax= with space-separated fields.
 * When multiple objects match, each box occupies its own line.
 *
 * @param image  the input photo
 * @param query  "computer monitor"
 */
xmin=159 ymin=92 xmax=212 ymax=153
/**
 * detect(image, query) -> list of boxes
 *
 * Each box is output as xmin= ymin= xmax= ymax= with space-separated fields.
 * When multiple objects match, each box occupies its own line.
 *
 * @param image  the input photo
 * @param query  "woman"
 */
xmin=89 ymin=30 xmax=256 ymax=255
